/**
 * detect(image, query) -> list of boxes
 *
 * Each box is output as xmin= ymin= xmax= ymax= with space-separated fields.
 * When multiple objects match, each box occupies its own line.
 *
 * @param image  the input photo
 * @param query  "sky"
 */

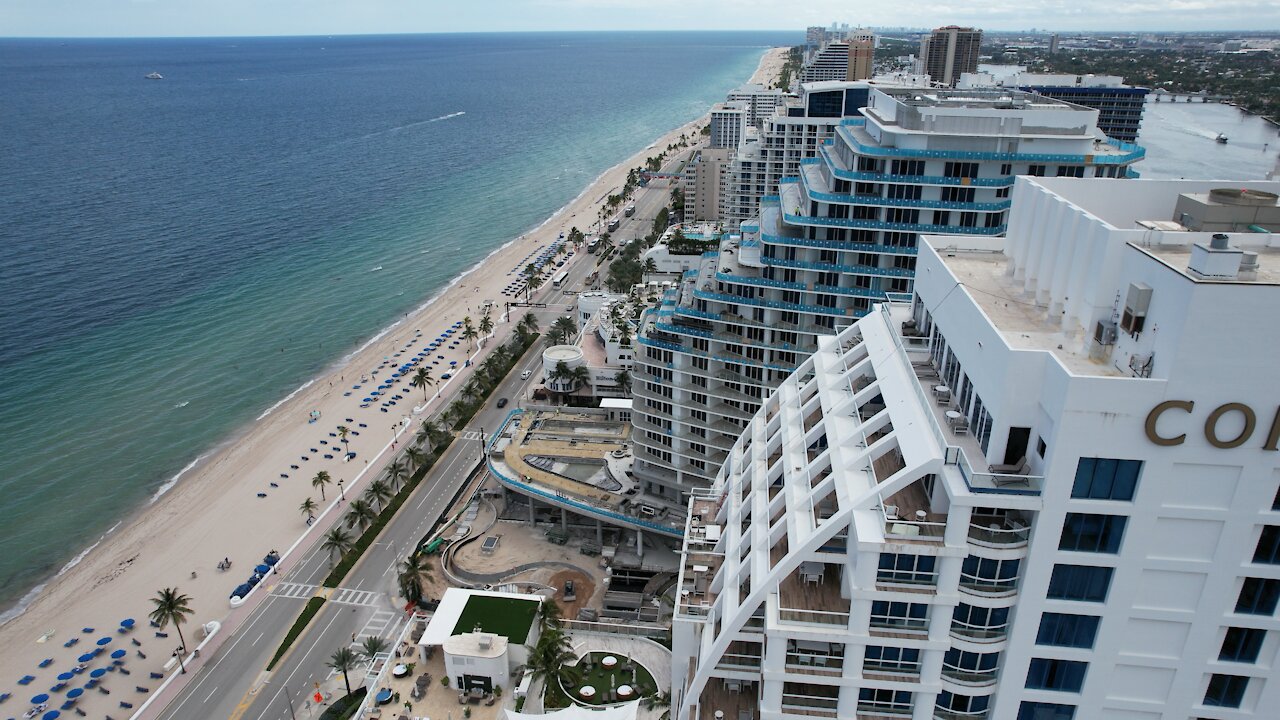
xmin=1 ymin=0 xmax=1277 ymax=37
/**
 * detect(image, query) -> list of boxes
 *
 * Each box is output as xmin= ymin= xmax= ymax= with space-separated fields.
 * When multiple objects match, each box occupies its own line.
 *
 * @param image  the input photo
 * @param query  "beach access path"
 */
xmin=0 ymin=44 xmax=788 ymax=720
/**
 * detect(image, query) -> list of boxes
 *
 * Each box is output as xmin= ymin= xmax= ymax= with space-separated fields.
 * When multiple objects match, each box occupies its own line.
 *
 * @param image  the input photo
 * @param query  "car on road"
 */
xmin=441 ymin=372 xmax=452 ymax=380
xmin=520 ymin=370 xmax=532 ymax=380
xmin=496 ymin=398 xmax=509 ymax=408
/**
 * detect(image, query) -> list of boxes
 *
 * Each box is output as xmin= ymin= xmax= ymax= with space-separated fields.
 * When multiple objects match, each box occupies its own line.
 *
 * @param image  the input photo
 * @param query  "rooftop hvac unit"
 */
xmin=1120 ymin=282 xmax=1152 ymax=335
xmin=1093 ymin=319 xmax=1117 ymax=347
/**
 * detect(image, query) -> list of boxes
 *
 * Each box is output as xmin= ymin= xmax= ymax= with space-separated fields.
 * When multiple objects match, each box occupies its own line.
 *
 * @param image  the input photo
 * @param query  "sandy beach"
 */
xmin=0 ymin=45 xmax=787 ymax=717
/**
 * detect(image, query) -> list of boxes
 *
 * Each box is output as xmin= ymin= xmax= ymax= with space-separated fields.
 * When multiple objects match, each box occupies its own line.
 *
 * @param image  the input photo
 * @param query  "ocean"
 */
xmin=0 ymin=31 xmax=796 ymax=616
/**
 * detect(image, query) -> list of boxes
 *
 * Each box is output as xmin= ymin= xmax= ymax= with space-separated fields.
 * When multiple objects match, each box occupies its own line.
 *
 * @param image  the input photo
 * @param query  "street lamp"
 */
xmin=172 ymin=646 xmax=186 ymax=674
xmin=338 ymin=479 xmax=345 ymax=502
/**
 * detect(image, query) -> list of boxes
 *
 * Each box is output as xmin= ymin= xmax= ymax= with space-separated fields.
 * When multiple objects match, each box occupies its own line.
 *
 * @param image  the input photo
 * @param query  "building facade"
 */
xmin=959 ymin=71 xmax=1150 ymax=143
xmin=727 ymin=84 xmax=788 ymax=128
xmin=670 ymin=177 xmax=1280 ymax=720
xmin=633 ymin=89 xmax=1143 ymax=500
xmin=921 ymin=26 xmax=983 ymax=87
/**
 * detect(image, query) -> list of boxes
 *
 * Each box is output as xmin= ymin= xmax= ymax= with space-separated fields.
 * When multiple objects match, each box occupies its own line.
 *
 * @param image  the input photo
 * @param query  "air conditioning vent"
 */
xmin=1093 ymin=320 xmax=1117 ymax=346
xmin=1121 ymin=282 xmax=1152 ymax=335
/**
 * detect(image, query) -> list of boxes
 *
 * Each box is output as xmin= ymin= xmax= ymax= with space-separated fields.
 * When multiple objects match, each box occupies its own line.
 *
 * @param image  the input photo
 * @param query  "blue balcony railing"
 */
xmin=780 ymin=207 xmax=1006 ymax=236
xmin=820 ymin=145 xmax=1017 ymax=188
xmin=693 ymin=288 xmax=849 ymax=318
xmin=760 ymin=231 xmax=921 ymax=255
xmin=760 ymin=254 xmax=914 ymax=278
xmin=715 ymin=271 xmax=807 ymax=292
xmin=796 ymin=169 xmax=1013 ymax=212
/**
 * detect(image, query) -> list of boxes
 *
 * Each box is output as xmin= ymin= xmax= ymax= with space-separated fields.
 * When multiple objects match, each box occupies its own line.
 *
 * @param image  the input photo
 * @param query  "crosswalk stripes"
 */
xmin=459 ymin=430 xmax=483 ymax=441
xmin=355 ymin=611 xmax=397 ymax=643
xmin=271 ymin=582 xmax=317 ymax=599
xmin=329 ymin=587 xmax=382 ymax=607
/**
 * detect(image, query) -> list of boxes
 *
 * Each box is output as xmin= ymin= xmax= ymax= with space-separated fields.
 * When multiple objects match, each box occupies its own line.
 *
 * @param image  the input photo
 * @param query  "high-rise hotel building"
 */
xmin=669 ymin=177 xmax=1280 ymax=720
xmin=634 ymin=89 xmax=1144 ymax=501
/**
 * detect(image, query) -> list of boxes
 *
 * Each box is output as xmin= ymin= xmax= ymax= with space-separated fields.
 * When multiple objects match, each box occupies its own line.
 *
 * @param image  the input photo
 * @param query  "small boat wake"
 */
xmin=370 ymin=266 xmax=384 ymax=272
xmin=173 ymin=400 xmax=190 ymax=409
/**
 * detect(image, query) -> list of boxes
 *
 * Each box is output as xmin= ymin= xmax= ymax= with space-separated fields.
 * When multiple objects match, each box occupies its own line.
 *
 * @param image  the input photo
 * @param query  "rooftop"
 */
xmin=877 ymin=87 xmax=1075 ymax=111
xmin=443 ymin=631 xmax=508 ymax=659
xmin=938 ymin=249 xmax=1128 ymax=376
xmin=419 ymin=588 xmax=541 ymax=646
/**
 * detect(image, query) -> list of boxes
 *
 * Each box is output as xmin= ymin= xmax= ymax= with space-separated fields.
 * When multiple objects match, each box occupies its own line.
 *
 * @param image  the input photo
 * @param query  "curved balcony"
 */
xmin=949 ymin=620 xmax=1009 ymax=644
xmin=780 ymin=207 xmax=1006 ymax=236
xmin=941 ymin=663 xmax=999 ymax=687
xmin=692 ymin=288 xmax=850 ymax=319
xmin=934 ymin=706 xmax=991 ymax=720
xmin=715 ymin=271 xmax=807 ymax=292
xmin=760 ymin=254 xmax=914 ymax=278
xmin=958 ymin=573 xmax=1019 ymax=598
xmin=819 ymin=145 xmax=1016 ymax=187
xmin=797 ymin=166 xmax=1014 ymax=212
xmin=967 ymin=518 xmax=1030 ymax=549
xmin=759 ymin=230 xmax=920 ymax=255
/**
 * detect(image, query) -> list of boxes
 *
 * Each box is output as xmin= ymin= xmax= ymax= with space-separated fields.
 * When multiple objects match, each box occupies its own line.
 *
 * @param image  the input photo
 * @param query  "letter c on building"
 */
xmin=1145 ymin=400 xmax=1194 ymax=446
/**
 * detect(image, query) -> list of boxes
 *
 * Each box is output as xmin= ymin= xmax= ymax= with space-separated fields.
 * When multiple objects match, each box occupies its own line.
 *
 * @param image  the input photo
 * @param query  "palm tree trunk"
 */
xmin=175 ymin=623 xmax=188 ymax=653
xmin=342 ymin=669 xmax=352 ymax=696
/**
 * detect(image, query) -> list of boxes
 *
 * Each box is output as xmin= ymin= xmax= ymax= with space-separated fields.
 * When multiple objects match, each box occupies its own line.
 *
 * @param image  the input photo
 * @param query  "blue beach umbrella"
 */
xmin=95 ymin=637 xmax=111 ymax=647
xmin=254 ymin=564 xmax=270 ymax=574
xmin=56 ymin=673 xmax=73 ymax=682
xmin=110 ymin=650 xmax=125 ymax=660
xmin=77 ymin=653 xmax=94 ymax=664
xmin=65 ymin=689 xmax=82 ymax=700
xmin=31 ymin=693 xmax=49 ymax=704
xmin=42 ymin=711 xmax=60 ymax=720
xmin=88 ymin=669 xmax=106 ymax=679
xmin=120 ymin=618 xmax=135 ymax=629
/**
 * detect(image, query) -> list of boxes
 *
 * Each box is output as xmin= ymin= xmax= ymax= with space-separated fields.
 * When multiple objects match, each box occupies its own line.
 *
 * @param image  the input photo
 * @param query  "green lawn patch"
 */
xmin=452 ymin=594 xmax=539 ymax=644
xmin=562 ymin=652 xmax=657 ymax=706
xmin=267 ymin=596 xmax=325 ymax=670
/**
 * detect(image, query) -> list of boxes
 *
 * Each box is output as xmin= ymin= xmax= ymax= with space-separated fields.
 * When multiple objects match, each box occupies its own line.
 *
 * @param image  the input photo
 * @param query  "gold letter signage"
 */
xmin=1145 ymin=401 xmax=1278 ymax=450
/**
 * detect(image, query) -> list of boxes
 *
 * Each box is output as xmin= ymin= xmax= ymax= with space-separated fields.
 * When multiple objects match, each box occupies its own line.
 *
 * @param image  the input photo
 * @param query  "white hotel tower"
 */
xmin=634 ymin=89 xmax=1143 ymax=501
xmin=670 ymin=178 xmax=1280 ymax=720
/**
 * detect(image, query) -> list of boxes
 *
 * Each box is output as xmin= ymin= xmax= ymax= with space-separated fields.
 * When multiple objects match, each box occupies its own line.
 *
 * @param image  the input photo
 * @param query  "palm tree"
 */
xmin=405 ymin=446 xmax=426 ymax=472
xmin=613 ymin=370 xmax=632 ymax=394
xmin=311 ymin=470 xmax=332 ymax=501
xmin=569 ymin=365 xmax=591 ymax=392
xmin=537 ymin=598 xmax=562 ymax=635
xmin=478 ymin=313 xmax=494 ymax=338
xmin=148 ymin=588 xmax=194 ymax=655
xmin=336 ymin=426 xmax=350 ymax=454
xmin=461 ymin=379 xmax=483 ymax=403
xmin=545 ymin=327 xmax=567 ymax=347
xmin=299 ymin=496 xmax=318 ymax=523
xmin=365 ymin=478 xmax=393 ymax=509
xmin=462 ymin=322 xmax=479 ymax=351
xmin=519 ymin=312 xmax=540 ymax=337
xmin=344 ymin=499 xmax=377 ymax=532
xmin=520 ymin=627 xmax=579 ymax=695
xmin=397 ymin=552 xmax=433 ymax=605
xmin=416 ymin=419 xmax=444 ymax=451
xmin=359 ymin=636 xmax=389 ymax=662
xmin=642 ymin=257 xmax=658 ymax=282
xmin=643 ymin=691 xmax=672 ymax=720
xmin=525 ymin=273 xmax=543 ymax=302
xmin=618 ymin=324 xmax=632 ymax=347
xmin=321 ymin=527 xmax=354 ymax=565
xmin=409 ymin=366 xmax=434 ymax=401
xmin=327 ymin=647 xmax=361 ymax=696
xmin=385 ymin=459 xmax=408 ymax=490
xmin=552 ymin=316 xmax=578 ymax=343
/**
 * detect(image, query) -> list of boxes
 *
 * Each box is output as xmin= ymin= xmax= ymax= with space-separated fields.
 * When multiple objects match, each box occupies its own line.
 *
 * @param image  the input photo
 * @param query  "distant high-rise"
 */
xmin=847 ymin=38 xmax=874 ymax=81
xmin=922 ymin=25 xmax=983 ymax=87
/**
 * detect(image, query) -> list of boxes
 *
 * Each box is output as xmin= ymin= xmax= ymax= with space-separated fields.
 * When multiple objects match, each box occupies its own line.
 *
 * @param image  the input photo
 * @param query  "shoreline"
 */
xmin=0 ymin=44 xmax=789 ymax=712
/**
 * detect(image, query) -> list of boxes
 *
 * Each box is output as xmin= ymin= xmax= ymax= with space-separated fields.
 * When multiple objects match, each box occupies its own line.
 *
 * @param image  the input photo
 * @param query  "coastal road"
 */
xmin=153 ymin=346 xmax=543 ymax=720
xmin=153 ymin=142 xmax=692 ymax=720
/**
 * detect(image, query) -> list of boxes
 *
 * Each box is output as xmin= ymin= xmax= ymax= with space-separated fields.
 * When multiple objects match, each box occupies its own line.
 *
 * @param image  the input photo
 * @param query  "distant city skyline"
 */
xmin=1 ymin=0 xmax=1277 ymax=38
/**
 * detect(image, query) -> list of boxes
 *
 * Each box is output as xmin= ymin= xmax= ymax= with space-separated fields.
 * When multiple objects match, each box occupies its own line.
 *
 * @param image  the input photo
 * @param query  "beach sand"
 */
xmin=0 ymin=46 xmax=787 ymax=716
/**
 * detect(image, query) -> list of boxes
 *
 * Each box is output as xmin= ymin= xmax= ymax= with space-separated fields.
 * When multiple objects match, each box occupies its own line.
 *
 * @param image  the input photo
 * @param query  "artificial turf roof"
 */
xmin=451 ymin=594 xmax=539 ymax=645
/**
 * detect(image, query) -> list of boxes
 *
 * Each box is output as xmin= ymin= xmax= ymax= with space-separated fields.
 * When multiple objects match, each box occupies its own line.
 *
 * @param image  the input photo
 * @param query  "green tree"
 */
xmin=479 ymin=313 xmax=494 ymax=338
xmin=463 ymin=322 xmax=479 ymax=351
xmin=526 ymin=272 xmax=543 ymax=302
xmin=344 ymin=499 xmax=377 ymax=532
xmin=642 ymin=257 xmax=658 ymax=283
xmin=327 ymin=647 xmax=361 ymax=696
xmin=551 ymin=316 xmax=578 ymax=343
xmin=359 ymin=636 xmax=390 ymax=661
xmin=397 ymin=552 xmax=433 ymax=605
xmin=417 ymin=419 xmax=446 ymax=451
xmin=336 ymin=426 xmax=351 ymax=454
xmin=405 ymin=445 xmax=426 ymax=471
xmin=613 ymin=370 xmax=632 ymax=394
xmin=364 ymin=478 xmax=393 ymax=509
xmin=519 ymin=312 xmax=540 ymax=336
xmin=520 ymin=627 xmax=579 ymax=699
xmin=299 ymin=496 xmax=318 ymax=523
xmin=409 ymin=366 xmax=434 ymax=401
xmin=385 ymin=459 xmax=409 ymax=490
xmin=148 ymin=587 xmax=195 ymax=657
xmin=321 ymin=527 xmax=354 ymax=565
xmin=311 ymin=470 xmax=332 ymax=501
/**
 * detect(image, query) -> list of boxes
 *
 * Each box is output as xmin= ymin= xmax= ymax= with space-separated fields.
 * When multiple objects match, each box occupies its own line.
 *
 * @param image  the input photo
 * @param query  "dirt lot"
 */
xmin=547 ymin=567 xmax=595 ymax=619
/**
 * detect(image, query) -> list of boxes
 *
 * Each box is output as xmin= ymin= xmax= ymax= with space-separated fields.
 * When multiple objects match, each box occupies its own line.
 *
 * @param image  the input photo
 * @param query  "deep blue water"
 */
xmin=0 ymin=32 xmax=797 ymax=613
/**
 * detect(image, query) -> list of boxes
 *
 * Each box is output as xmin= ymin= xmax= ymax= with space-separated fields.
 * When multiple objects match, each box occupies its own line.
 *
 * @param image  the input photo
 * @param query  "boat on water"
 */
xmin=145 ymin=72 xmax=164 ymax=80
xmin=1216 ymin=133 xmax=1229 ymax=144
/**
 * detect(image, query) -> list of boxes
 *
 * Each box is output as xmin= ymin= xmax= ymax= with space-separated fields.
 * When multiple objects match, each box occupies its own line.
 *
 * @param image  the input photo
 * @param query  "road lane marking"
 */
xmin=251 ymin=632 xmax=264 ymax=647
xmin=205 ymin=687 xmax=219 ymax=702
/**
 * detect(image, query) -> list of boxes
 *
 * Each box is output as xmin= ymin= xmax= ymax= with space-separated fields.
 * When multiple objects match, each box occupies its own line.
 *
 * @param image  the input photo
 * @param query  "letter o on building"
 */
xmin=1205 ymin=403 xmax=1256 ymax=449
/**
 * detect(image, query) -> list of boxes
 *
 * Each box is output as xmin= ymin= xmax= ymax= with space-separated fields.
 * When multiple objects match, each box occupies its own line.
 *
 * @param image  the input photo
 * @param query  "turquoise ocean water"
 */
xmin=0 ymin=32 xmax=797 ymax=617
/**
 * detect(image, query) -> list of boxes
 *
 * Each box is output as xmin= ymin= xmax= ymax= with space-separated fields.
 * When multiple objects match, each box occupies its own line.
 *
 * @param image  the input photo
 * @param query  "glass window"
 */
xmin=1036 ymin=613 xmax=1101 ymax=649
xmin=1203 ymin=674 xmax=1249 ymax=708
xmin=1059 ymin=513 xmax=1128 ymax=554
xmin=1219 ymin=627 xmax=1266 ymax=663
xmin=1237 ymin=577 xmax=1280 ymax=615
xmin=1071 ymin=458 xmax=1141 ymax=500
xmin=1025 ymin=658 xmax=1088 ymax=692
xmin=1017 ymin=702 xmax=1076 ymax=720
xmin=1047 ymin=564 xmax=1113 ymax=603
xmin=1253 ymin=526 xmax=1280 ymax=564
